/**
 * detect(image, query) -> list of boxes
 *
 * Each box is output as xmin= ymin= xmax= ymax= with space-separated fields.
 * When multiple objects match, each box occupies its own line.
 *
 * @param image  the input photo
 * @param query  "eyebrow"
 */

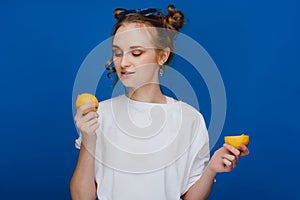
xmin=112 ymin=45 xmax=145 ymax=50
xmin=129 ymin=46 xmax=144 ymax=49
xmin=112 ymin=45 xmax=120 ymax=49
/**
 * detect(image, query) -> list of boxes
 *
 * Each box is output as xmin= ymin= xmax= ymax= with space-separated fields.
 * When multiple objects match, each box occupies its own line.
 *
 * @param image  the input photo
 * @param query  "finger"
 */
xmin=89 ymin=122 xmax=100 ymax=132
xmin=222 ymin=158 xmax=232 ymax=167
xmin=75 ymin=112 xmax=98 ymax=130
xmin=75 ymin=103 xmax=97 ymax=122
xmin=223 ymin=154 xmax=236 ymax=162
xmin=84 ymin=117 xmax=99 ymax=127
xmin=82 ymin=121 xmax=100 ymax=134
xmin=224 ymin=153 xmax=238 ymax=168
xmin=223 ymin=143 xmax=240 ymax=156
xmin=240 ymin=144 xmax=250 ymax=156
xmin=77 ymin=102 xmax=97 ymax=116
xmin=81 ymin=120 xmax=99 ymax=134
xmin=80 ymin=111 xmax=99 ymax=123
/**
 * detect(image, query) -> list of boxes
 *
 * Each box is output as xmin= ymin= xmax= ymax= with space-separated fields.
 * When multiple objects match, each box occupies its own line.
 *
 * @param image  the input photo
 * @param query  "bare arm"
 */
xmin=70 ymin=103 xmax=99 ymax=200
xmin=70 ymin=140 xmax=97 ymax=200
xmin=181 ymin=167 xmax=216 ymax=200
xmin=182 ymin=144 xmax=250 ymax=200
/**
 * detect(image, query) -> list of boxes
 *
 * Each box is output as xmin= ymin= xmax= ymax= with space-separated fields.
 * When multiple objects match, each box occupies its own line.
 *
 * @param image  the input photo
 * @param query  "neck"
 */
xmin=126 ymin=84 xmax=166 ymax=104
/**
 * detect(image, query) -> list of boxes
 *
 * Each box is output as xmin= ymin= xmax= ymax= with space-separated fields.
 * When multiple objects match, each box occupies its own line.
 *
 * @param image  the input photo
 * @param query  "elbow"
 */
xmin=70 ymin=177 xmax=97 ymax=200
xmin=181 ymin=189 xmax=210 ymax=200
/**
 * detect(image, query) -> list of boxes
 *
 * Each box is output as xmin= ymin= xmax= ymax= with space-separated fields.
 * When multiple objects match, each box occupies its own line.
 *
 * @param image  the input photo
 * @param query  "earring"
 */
xmin=159 ymin=66 xmax=164 ymax=76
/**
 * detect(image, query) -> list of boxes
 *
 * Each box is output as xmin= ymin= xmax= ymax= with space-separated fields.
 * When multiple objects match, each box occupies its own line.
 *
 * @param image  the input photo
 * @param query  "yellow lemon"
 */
xmin=224 ymin=134 xmax=250 ymax=150
xmin=75 ymin=93 xmax=99 ymax=114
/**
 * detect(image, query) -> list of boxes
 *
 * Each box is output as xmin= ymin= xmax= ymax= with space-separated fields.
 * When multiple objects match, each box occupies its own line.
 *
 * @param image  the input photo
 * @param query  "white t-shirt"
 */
xmin=75 ymin=95 xmax=210 ymax=200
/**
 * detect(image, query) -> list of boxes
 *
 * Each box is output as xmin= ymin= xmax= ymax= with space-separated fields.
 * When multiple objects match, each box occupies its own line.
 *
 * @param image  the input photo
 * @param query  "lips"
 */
xmin=121 ymin=71 xmax=135 ymax=77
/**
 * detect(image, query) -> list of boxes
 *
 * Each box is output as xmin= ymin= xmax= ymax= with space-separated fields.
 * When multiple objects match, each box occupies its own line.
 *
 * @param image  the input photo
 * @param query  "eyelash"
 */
xmin=113 ymin=50 xmax=143 ymax=58
xmin=132 ymin=51 xmax=142 ymax=57
xmin=113 ymin=52 xmax=122 ymax=57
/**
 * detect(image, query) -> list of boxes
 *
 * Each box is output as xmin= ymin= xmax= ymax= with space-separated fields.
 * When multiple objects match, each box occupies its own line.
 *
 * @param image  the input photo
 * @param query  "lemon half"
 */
xmin=224 ymin=134 xmax=250 ymax=150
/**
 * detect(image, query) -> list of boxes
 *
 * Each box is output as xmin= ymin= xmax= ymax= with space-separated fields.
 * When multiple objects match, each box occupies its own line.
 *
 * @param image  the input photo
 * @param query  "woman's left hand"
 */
xmin=207 ymin=144 xmax=250 ymax=173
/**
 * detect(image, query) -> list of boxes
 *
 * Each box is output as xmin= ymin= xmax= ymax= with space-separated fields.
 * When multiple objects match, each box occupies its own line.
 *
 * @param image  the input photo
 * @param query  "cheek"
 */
xmin=113 ymin=58 xmax=121 ymax=70
xmin=135 ymin=63 xmax=159 ymax=74
xmin=112 ymin=62 xmax=122 ymax=79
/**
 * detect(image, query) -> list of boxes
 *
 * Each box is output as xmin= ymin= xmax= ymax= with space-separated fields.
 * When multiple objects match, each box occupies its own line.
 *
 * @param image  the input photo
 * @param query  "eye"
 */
xmin=113 ymin=49 xmax=123 ymax=57
xmin=131 ymin=50 xmax=142 ymax=57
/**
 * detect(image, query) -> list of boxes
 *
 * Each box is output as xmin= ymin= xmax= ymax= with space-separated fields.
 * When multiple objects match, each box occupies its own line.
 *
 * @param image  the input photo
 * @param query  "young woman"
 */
xmin=70 ymin=5 xmax=249 ymax=200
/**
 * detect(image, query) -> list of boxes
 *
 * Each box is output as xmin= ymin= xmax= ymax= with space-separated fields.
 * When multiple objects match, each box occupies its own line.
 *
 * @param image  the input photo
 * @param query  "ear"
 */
xmin=158 ymin=47 xmax=171 ymax=65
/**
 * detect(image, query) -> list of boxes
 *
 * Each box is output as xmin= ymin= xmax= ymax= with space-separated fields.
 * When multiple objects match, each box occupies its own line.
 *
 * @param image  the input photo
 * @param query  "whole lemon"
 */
xmin=75 ymin=93 xmax=99 ymax=114
xmin=224 ymin=134 xmax=250 ymax=150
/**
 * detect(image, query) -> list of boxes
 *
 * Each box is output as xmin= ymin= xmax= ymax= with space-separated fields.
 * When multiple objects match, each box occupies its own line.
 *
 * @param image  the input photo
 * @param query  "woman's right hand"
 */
xmin=74 ymin=102 xmax=100 ymax=140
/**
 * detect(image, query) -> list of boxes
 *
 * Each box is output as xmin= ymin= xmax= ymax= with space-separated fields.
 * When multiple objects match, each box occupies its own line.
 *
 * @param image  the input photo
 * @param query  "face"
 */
xmin=112 ymin=23 xmax=166 ymax=88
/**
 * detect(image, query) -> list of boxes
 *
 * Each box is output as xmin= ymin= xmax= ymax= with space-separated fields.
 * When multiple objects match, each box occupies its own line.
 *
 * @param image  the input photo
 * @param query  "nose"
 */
xmin=120 ymin=52 xmax=131 ymax=69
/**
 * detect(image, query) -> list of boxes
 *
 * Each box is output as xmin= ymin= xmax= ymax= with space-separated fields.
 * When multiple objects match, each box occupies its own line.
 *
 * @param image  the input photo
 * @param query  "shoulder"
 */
xmin=177 ymin=101 xmax=206 ymax=124
xmin=176 ymin=101 xmax=208 ymax=140
xmin=96 ymin=95 xmax=126 ymax=119
xmin=99 ymin=95 xmax=125 ymax=105
xmin=98 ymin=95 xmax=125 ymax=109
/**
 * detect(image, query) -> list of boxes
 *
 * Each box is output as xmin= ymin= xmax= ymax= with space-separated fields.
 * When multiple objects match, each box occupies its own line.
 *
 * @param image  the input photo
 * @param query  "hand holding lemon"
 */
xmin=74 ymin=93 xmax=100 ymax=140
xmin=208 ymin=134 xmax=250 ymax=173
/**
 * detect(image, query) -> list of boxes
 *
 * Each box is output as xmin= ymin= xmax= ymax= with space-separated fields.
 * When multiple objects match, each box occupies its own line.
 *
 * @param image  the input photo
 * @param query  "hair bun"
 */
xmin=114 ymin=8 xmax=126 ymax=20
xmin=167 ymin=5 xmax=176 ymax=15
xmin=164 ymin=5 xmax=184 ymax=31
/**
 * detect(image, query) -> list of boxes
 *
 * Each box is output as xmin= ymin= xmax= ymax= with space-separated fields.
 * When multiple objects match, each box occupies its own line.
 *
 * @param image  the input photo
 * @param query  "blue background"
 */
xmin=1 ymin=0 xmax=299 ymax=199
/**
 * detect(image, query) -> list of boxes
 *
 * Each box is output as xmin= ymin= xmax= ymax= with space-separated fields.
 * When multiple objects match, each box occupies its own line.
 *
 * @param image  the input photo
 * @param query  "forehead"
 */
xmin=113 ymin=23 xmax=157 ymax=50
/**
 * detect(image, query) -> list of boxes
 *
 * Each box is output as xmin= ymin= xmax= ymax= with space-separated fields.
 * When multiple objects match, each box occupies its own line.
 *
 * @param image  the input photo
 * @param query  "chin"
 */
xmin=119 ymin=78 xmax=136 ymax=88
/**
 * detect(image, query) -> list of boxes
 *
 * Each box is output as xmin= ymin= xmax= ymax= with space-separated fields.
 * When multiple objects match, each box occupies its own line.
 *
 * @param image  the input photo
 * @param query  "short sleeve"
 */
xmin=181 ymin=114 xmax=210 ymax=195
xmin=75 ymin=133 xmax=82 ymax=149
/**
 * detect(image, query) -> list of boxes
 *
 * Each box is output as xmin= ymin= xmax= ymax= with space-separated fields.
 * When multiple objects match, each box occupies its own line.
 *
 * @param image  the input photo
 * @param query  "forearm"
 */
xmin=183 ymin=167 xmax=216 ymax=200
xmin=70 ymin=138 xmax=97 ymax=200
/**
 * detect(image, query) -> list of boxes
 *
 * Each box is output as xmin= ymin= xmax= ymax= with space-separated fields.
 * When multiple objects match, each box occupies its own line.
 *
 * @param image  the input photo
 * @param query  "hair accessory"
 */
xmin=117 ymin=8 xmax=163 ymax=18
